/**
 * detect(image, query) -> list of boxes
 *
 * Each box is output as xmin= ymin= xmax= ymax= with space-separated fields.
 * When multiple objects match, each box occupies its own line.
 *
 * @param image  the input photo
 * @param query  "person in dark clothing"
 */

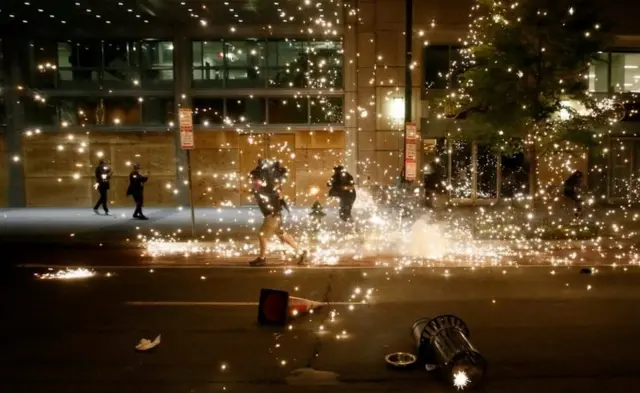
xmin=422 ymin=160 xmax=443 ymax=208
xmin=563 ymin=170 xmax=583 ymax=217
xmin=248 ymin=160 xmax=307 ymax=267
xmin=93 ymin=160 xmax=112 ymax=215
xmin=328 ymin=165 xmax=356 ymax=222
xmin=127 ymin=164 xmax=148 ymax=220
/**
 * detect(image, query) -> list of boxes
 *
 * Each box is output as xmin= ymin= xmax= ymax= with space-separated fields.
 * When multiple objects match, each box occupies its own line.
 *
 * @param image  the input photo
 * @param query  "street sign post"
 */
xmin=179 ymin=108 xmax=196 ymax=238
xmin=405 ymin=122 xmax=417 ymax=181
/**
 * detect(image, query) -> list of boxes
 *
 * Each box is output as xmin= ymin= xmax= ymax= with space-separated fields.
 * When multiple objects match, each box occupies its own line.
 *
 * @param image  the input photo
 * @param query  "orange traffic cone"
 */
xmin=257 ymin=289 xmax=325 ymax=326
xmin=288 ymin=296 xmax=325 ymax=317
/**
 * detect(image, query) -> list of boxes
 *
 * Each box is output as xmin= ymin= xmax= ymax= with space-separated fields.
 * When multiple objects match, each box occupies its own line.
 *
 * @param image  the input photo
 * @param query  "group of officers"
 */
xmin=91 ymin=158 xmax=357 ymax=267
xmin=94 ymin=156 xmax=586 ymax=266
xmin=92 ymin=160 xmax=149 ymax=219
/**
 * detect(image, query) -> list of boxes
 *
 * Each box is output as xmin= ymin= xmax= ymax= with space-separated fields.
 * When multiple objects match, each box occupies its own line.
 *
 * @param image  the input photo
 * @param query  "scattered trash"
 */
xmin=385 ymin=352 xmax=417 ymax=368
xmin=257 ymin=288 xmax=325 ymax=326
xmin=285 ymin=368 xmax=339 ymax=386
xmin=425 ymin=364 xmax=438 ymax=371
xmin=412 ymin=315 xmax=486 ymax=389
xmin=135 ymin=335 xmax=161 ymax=352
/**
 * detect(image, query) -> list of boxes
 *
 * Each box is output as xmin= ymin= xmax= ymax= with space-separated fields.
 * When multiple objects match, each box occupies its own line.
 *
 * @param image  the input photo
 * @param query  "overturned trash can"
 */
xmin=412 ymin=314 xmax=487 ymax=389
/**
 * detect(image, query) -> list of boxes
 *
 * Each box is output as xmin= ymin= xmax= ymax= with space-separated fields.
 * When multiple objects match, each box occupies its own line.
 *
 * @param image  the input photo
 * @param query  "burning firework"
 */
xmin=453 ymin=370 xmax=470 ymax=390
xmin=35 ymin=268 xmax=97 ymax=280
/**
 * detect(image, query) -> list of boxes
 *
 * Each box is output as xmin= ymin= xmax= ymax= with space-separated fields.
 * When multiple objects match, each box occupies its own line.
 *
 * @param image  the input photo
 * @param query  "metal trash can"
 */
xmin=412 ymin=314 xmax=487 ymax=389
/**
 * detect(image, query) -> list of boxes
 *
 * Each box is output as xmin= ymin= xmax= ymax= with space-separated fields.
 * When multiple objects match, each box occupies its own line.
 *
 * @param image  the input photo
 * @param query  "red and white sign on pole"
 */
xmin=179 ymin=108 xmax=194 ymax=150
xmin=404 ymin=122 xmax=417 ymax=181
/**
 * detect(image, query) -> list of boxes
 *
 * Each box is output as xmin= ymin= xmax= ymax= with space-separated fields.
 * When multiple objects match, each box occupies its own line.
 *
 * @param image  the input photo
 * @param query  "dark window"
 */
xmin=191 ymin=39 xmax=343 ymax=89
xmin=267 ymin=40 xmax=303 ymax=67
xmin=141 ymin=97 xmax=174 ymax=125
xmin=225 ymin=40 xmax=265 ymax=88
xmin=31 ymin=41 xmax=58 ymax=88
xmin=34 ymin=39 xmax=173 ymax=88
xmin=306 ymin=40 xmax=343 ymax=89
xmin=23 ymin=98 xmax=58 ymax=126
xmin=450 ymin=140 xmax=472 ymax=198
xmin=192 ymin=41 xmax=224 ymax=87
xmin=226 ymin=98 xmax=266 ymax=124
xmin=423 ymin=45 xmax=461 ymax=90
xmin=57 ymin=97 xmax=141 ymax=126
xmin=268 ymin=97 xmax=308 ymax=124
xmin=0 ymin=97 xmax=7 ymax=127
xmin=140 ymin=41 xmax=174 ymax=84
xmin=266 ymin=40 xmax=307 ymax=88
xmin=60 ymin=40 xmax=103 ymax=69
xmin=622 ymin=100 xmax=640 ymax=122
xmin=501 ymin=151 xmax=529 ymax=197
xmin=193 ymin=98 xmax=224 ymax=125
xmin=310 ymin=97 xmax=344 ymax=123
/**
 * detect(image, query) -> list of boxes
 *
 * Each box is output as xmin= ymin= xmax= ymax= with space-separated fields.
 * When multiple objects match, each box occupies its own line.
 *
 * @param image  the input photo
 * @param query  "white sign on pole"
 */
xmin=405 ymin=122 xmax=417 ymax=181
xmin=179 ymin=108 xmax=194 ymax=150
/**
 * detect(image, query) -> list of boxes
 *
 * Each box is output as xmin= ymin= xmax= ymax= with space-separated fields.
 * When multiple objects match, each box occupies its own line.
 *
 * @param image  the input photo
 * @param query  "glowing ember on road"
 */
xmin=453 ymin=370 xmax=470 ymax=390
xmin=35 ymin=268 xmax=97 ymax=280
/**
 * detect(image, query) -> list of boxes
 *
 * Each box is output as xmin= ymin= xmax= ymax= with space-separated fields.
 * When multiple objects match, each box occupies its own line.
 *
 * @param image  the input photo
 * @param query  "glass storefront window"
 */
xmin=268 ymin=40 xmax=303 ymax=67
xmin=193 ymin=98 xmax=224 ymax=125
xmin=611 ymin=53 xmax=640 ymax=93
xmin=141 ymin=41 xmax=173 ymax=67
xmin=226 ymin=98 xmax=266 ymax=124
xmin=588 ymin=53 xmax=608 ymax=92
xmin=268 ymin=97 xmax=308 ymax=124
xmin=22 ymin=97 xmax=170 ymax=127
xmin=193 ymin=41 xmax=224 ymax=87
xmin=141 ymin=97 xmax=174 ymax=125
xmin=450 ymin=140 xmax=473 ymax=198
xmin=57 ymin=97 xmax=141 ymax=126
xmin=23 ymin=99 xmax=58 ymax=126
xmin=32 ymin=40 xmax=174 ymax=88
xmin=191 ymin=39 xmax=343 ymax=88
xmin=423 ymin=45 xmax=461 ymax=90
xmin=310 ymin=97 xmax=343 ymax=123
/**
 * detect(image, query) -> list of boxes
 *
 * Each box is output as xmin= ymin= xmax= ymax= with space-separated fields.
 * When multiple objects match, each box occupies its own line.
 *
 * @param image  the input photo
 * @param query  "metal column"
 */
xmin=402 ymin=0 xmax=413 ymax=181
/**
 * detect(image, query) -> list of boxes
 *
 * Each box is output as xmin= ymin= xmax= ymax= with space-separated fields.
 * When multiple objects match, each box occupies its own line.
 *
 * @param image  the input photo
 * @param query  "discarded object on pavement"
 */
xmin=385 ymin=352 xmax=417 ymax=368
xmin=580 ymin=267 xmax=593 ymax=274
xmin=258 ymin=288 xmax=325 ymax=326
xmin=135 ymin=334 xmax=161 ymax=352
xmin=412 ymin=315 xmax=486 ymax=389
xmin=285 ymin=368 xmax=339 ymax=386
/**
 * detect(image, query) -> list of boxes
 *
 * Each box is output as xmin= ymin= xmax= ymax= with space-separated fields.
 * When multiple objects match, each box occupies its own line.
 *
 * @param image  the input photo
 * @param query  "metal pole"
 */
xmin=403 ymin=0 xmax=413 ymax=184
xmin=186 ymin=150 xmax=196 ymax=238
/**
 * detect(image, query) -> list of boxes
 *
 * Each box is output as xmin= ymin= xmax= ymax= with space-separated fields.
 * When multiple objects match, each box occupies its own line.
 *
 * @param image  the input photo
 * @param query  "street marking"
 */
xmin=18 ymin=263 xmax=616 ymax=270
xmin=19 ymin=264 xmax=395 ymax=270
xmin=125 ymin=301 xmax=362 ymax=307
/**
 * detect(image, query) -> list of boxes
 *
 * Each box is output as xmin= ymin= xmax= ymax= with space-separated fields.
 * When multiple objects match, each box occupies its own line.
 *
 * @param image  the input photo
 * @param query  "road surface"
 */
xmin=2 ymin=263 xmax=640 ymax=392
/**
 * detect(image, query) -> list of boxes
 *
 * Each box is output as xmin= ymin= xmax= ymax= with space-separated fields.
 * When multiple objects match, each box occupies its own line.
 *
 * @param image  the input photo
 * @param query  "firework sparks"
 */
xmin=35 ymin=268 xmax=96 ymax=280
xmin=452 ymin=370 xmax=470 ymax=390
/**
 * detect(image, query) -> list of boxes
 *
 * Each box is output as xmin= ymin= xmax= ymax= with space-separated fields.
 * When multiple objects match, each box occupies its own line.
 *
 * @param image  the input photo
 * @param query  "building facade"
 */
xmin=1 ymin=0 xmax=640 ymax=208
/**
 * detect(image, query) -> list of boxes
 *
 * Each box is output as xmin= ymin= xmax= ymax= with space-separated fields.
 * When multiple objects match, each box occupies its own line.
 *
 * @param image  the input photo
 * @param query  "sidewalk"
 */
xmin=1 ymin=206 xmax=637 ymax=249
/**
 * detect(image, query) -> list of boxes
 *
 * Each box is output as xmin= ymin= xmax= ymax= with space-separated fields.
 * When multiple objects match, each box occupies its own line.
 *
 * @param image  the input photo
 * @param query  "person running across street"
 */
xmin=127 ymin=163 xmax=148 ymax=220
xmin=327 ymin=165 xmax=356 ymax=222
xmin=563 ymin=170 xmax=583 ymax=218
xmin=93 ymin=160 xmax=112 ymax=215
xmin=248 ymin=159 xmax=307 ymax=267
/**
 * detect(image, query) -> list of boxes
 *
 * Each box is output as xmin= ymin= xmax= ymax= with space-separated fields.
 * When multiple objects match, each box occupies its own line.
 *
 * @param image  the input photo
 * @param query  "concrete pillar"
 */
xmin=343 ymin=3 xmax=358 ymax=176
xmin=2 ymin=39 xmax=27 ymax=207
xmin=172 ymin=36 xmax=191 ymax=206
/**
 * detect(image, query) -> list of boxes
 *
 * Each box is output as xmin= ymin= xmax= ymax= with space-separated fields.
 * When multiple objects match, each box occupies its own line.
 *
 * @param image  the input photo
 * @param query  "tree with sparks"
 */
xmin=440 ymin=0 xmax=621 ymax=195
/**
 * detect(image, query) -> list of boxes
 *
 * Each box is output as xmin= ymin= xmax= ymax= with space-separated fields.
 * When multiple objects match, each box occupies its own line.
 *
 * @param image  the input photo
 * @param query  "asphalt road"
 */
xmin=2 ymin=263 xmax=640 ymax=393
